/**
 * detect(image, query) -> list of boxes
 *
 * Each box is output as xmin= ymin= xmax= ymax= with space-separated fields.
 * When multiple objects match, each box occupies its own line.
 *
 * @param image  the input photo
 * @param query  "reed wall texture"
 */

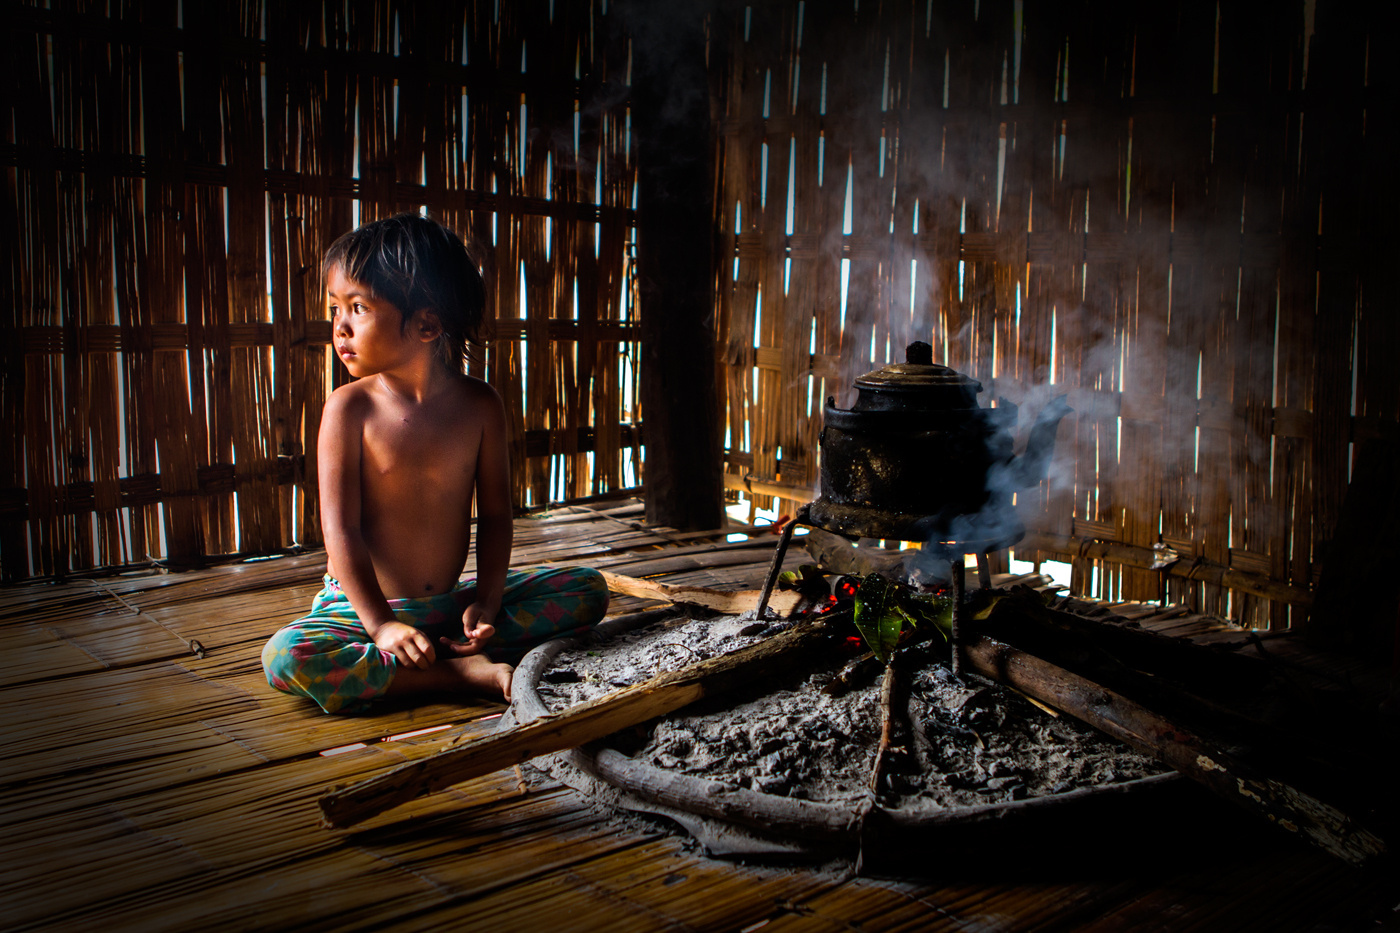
xmin=2 ymin=0 xmax=641 ymax=581
xmin=712 ymin=0 xmax=1396 ymax=628
xmin=4 ymin=1 xmax=1396 ymax=632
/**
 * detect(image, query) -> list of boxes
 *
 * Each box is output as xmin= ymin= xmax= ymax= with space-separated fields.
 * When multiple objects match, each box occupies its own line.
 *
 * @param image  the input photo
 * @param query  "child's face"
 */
xmin=327 ymin=265 xmax=424 ymax=378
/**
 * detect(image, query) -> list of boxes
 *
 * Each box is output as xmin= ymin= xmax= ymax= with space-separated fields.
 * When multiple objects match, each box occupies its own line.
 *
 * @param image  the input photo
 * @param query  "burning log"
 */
xmin=318 ymin=611 xmax=849 ymax=829
xmin=960 ymin=635 xmax=1387 ymax=867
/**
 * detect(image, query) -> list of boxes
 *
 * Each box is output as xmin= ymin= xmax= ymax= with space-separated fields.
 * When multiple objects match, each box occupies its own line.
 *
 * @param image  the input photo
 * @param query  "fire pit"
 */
xmin=510 ymin=607 xmax=1176 ymax=858
xmin=498 ymin=348 xmax=1136 ymax=859
xmin=500 ymin=349 xmax=1161 ymax=859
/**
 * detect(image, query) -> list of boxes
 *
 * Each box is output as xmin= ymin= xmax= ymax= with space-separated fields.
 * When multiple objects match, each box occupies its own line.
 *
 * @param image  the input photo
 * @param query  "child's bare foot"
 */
xmin=387 ymin=653 xmax=514 ymax=701
xmin=445 ymin=653 xmax=513 ymax=700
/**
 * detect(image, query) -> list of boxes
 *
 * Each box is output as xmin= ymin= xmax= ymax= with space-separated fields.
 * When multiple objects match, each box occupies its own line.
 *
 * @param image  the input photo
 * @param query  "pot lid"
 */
xmin=853 ymin=342 xmax=982 ymax=395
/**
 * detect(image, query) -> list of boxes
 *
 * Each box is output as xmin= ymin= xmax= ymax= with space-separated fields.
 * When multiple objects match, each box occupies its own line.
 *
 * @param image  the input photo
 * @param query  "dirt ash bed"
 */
xmin=535 ymin=612 xmax=1166 ymax=812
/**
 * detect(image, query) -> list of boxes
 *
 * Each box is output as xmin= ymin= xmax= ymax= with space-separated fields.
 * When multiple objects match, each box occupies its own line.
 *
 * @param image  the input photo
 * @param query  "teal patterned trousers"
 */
xmin=262 ymin=565 xmax=609 ymax=713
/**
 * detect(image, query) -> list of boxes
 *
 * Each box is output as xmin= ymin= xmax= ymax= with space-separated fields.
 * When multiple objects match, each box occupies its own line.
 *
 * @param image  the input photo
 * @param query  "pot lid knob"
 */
xmin=853 ymin=342 xmax=983 ymax=394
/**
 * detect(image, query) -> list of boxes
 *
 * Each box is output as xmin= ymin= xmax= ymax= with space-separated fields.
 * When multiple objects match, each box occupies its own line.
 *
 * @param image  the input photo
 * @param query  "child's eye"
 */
xmin=352 ymin=303 xmax=367 ymax=314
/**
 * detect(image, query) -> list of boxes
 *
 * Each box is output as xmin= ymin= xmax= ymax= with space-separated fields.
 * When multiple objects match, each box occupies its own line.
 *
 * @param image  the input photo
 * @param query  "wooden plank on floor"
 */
xmin=85 ymin=552 xmax=330 ymax=611
xmin=68 ymin=782 xmax=651 ymax=932
xmin=195 ymin=699 xmax=507 ymax=767
xmin=0 ymin=748 xmax=449 ymax=932
xmin=0 ymin=624 xmax=111 ymax=685
xmin=545 ymin=841 xmax=837 ymax=932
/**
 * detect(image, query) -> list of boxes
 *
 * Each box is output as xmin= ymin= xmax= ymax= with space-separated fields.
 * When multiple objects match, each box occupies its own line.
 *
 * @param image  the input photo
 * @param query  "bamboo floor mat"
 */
xmin=1 ymin=500 xmax=1395 ymax=932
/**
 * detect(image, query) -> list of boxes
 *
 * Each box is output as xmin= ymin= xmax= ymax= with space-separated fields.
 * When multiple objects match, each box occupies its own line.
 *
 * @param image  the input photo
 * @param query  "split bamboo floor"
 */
xmin=2 ymin=501 xmax=1396 ymax=932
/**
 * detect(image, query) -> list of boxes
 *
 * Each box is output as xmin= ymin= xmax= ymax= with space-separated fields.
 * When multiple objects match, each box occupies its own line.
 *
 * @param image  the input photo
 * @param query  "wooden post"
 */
xmin=627 ymin=1 xmax=724 ymax=531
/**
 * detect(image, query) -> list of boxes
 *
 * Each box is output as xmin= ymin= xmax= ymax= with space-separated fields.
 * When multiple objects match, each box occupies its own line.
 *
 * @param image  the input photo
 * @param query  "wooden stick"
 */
xmin=868 ymin=660 xmax=898 ymax=793
xmin=600 ymin=570 xmax=802 ymax=617
xmin=318 ymin=612 xmax=845 ymax=828
xmin=960 ymin=636 xmax=1386 ymax=866
xmin=752 ymin=515 xmax=800 ymax=619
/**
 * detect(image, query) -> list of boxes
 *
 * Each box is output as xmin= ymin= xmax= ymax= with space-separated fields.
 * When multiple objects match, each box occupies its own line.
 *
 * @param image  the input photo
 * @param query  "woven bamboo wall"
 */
xmin=714 ymin=1 xmax=1396 ymax=628
xmin=1 ymin=0 xmax=640 ymax=581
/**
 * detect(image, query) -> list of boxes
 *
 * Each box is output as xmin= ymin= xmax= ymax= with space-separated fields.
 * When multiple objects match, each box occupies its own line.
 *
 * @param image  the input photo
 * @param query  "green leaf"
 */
xmin=853 ymin=575 xmax=954 ymax=661
xmin=853 ymin=574 xmax=903 ymax=661
xmin=901 ymin=593 xmax=954 ymax=639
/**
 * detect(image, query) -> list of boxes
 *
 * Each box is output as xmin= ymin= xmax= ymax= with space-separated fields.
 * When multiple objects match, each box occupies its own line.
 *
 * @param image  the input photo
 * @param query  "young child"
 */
xmin=262 ymin=213 xmax=609 ymax=714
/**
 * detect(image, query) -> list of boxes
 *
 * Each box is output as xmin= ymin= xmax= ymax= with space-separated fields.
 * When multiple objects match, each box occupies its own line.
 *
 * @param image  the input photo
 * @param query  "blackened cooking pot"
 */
xmin=808 ymin=342 xmax=1070 ymax=550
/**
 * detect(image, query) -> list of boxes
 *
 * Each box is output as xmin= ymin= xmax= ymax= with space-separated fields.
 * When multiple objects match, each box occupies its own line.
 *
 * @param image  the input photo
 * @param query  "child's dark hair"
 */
xmin=324 ymin=212 xmax=487 ymax=371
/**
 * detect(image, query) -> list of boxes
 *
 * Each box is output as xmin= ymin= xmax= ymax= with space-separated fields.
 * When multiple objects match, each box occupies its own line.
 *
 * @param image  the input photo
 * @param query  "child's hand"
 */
xmin=441 ymin=604 xmax=497 ymax=656
xmin=373 ymin=620 xmax=437 ymax=669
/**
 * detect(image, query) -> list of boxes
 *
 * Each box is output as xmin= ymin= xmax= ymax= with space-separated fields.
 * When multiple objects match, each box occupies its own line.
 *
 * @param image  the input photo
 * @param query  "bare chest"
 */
xmin=360 ymin=410 xmax=479 ymax=491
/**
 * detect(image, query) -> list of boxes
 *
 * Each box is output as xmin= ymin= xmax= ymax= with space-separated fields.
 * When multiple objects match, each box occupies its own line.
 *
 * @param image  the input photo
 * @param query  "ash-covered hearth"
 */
xmin=541 ymin=613 xmax=1163 ymax=804
xmin=511 ymin=606 xmax=1173 ymax=859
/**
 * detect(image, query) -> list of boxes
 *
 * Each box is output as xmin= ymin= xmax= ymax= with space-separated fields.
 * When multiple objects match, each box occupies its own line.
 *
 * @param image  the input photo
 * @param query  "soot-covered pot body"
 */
xmin=809 ymin=342 xmax=1029 ymax=549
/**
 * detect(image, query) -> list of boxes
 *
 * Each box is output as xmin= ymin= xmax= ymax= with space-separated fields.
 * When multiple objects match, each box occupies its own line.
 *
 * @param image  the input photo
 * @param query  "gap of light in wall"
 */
xmin=995 ymin=124 xmax=1007 ymax=227
xmin=753 ymin=284 xmax=763 ymax=348
xmin=760 ymin=142 xmax=769 ymax=208
xmin=839 ymin=258 xmax=850 ymax=330
xmin=786 ymin=137 xmax=797 ymax=234
xmin=1008 ymin=554 xmax=1073 ymax=593
xmin=843 ymin=162 xmax=853 ymax=234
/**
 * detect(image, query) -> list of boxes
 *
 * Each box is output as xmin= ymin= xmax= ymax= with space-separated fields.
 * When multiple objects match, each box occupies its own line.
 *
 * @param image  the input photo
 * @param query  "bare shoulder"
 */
xmin=456 ymin=373 xmax=504 ymax=405
xmin=326 ymin=377 xmax=375 ymax=410
xmin=450 ymin=374 xmax=506 ymax=423
xmin=321 ymin=379 xmax=375 ymax=429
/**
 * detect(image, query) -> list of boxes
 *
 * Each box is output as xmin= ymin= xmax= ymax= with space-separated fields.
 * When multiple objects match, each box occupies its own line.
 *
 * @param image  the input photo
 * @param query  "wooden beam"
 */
xmin=600 ymin=570 xmax=803 ymax=616
xmin=722 ymin=472 xmax=816 ymax=503
xmin=1019 ymin=531 xmax=1312 ymax=606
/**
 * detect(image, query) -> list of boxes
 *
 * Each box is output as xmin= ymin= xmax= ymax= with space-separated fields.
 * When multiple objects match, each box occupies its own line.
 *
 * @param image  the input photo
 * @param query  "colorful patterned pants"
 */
xmin=262 ymin=565 xmax=609 ymax=714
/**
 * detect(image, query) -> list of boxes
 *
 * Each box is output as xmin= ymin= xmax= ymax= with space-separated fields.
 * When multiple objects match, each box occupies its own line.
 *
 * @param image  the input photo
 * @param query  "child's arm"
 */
xmin=318 ymin=388 xmax=439 ymax=669
xmin=457 ymin=385 xmax=513 ymax=650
